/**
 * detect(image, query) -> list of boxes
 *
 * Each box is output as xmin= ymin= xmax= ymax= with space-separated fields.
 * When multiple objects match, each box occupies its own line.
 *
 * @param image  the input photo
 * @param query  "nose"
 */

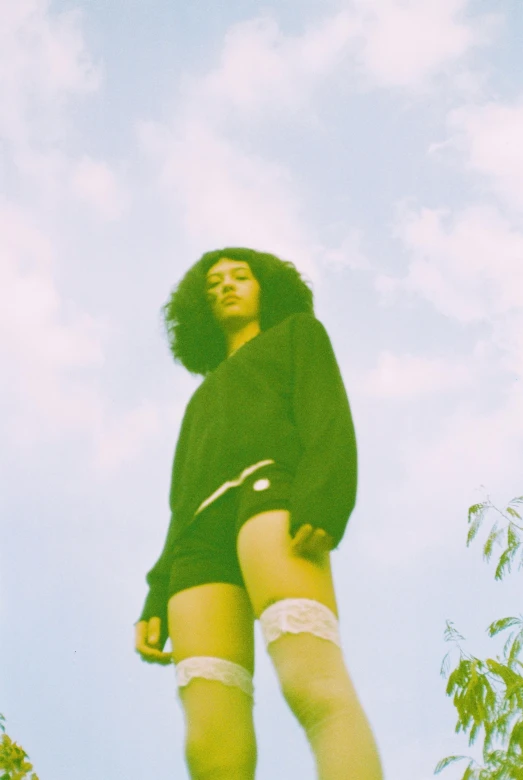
xmin=221 ymin=278 xmax=238 ymax=295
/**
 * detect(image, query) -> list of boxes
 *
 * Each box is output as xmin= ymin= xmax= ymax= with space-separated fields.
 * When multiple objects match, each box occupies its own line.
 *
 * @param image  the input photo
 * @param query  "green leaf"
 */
xmin=434 ymin=755 xmax=470 ymax=774
xmin=441 ymin=652 xmax=451 ymax=678
xmin=461 ymin=765 xmax=476 ymax=780
xmin=468 ymin=502 xmax=486 ymax=520
xmin=467 ymin=504 xmax=486 ymax=545
xmin=508 ymin=634 xmax=523 ymax=668
xmin=448 ymin=658 xmax=472 ymax=693
xmin=507 ymin=719 xmax=523 ymax=752
xmin=469 ymin=721 xmax=481 ymax=746
xmin=507 ymin=506 xmax=522 ymax=521
xmin=503 ymin=631 xmax=516 ymax=660
xmin=444 ymin=620 xmax=466 ymax=643
xmin=483 ymin=719 xmax=496 ymax=753
xmin=467 ymin=512 xmax=485 ymax=545
xmin=507 ymin=524 xmax=521 ymax=549
xmin=486 ymin=658 xmax=521 ymax=688
xmin=505 ymin=676 xmax=523 ymax=699
xmin=495 ymin=546 xmax=517 ymax=580
xmin=485 ymin=684 xmax=497 ymax=716
xmin=483 ymin=523 xmax=501 ymax=562
xmin=487 ymin=617 xmax=522 ymax=637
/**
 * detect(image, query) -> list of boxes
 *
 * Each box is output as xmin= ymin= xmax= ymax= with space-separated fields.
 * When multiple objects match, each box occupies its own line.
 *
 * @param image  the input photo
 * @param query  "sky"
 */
xmin=1 ymin=0 xmax=522 ymax=777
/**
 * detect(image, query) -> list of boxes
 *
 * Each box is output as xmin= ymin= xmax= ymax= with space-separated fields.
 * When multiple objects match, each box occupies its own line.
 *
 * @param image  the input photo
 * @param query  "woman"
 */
xmin=135 ymin=247 xmax=383 ymax=779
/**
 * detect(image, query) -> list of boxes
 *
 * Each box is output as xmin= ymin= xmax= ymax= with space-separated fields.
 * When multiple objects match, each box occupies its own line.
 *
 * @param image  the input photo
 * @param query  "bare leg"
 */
xmin=303 ymin=675 xmax=383 ymax=778
xmin=269 ymin=632 xmax=383 ymax=780
xmin=167 ymin=584 xmax=257 ymax=780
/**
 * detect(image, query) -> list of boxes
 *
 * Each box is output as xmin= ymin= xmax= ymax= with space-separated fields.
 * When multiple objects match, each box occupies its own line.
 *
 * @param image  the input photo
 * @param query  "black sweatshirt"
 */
xmin=138 ymin=312 xmax=358 ymax=636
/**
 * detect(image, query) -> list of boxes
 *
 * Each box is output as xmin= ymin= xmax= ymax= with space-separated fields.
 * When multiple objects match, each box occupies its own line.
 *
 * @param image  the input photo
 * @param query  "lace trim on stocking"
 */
xmin=259 ymin=598 xmax=342 ymax=648
xmin=175 ymin=656 xmax=254 ymax=699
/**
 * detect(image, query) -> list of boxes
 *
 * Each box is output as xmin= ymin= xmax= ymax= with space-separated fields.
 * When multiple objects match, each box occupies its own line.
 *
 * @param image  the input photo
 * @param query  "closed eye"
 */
xmin=207 ymin=275 xmax=248 ymax=289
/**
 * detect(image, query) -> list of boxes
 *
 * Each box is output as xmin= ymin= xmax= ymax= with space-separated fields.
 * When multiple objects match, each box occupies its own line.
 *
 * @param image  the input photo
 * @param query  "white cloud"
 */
xmin=138 ymin=117 xmax=349 ymax=287
xmin=0 ymin=205 xmax=166 ymax=473
xmin=348 ymin=0 xmax=498 ymax=92
xmin=0 ymin=3 xmax=145 ymax=469
xmin=0 ymin=201 xmax=158 ymax=469
xmin=489 ymin=309 xmax=523 ymax=379
xmin=137 ymin=0 xmax=499 ymax=292
xmin=176 ymin=0 xmax=498 ymax=128
xmin=0 ymin=0 xmax=126 ymax=219
xmin=362 ymin=351 xmax=473 ymax=398
xmin=432 ymin=99 xmax=523 ymax=213
xmin=178 ymin=11 xmax=358 ymax=121
xmin=0 ymin=0 xmax=100 ymax=147
xmin=70 ymin=157 xmax=129 ymax=220
xmin=368 ymin=380 xmax=523 ymax=564
xmin=91 ymin=401 xmax=161 ymax=474
xmin=0 ymin=0 xmax=127 ymax=220
xmin=377 ymin=204 xmax=523 ymax=324
xmin=0 ymin=201 xmax=107 ymax=437
xmin=321 ymin=229 xmax=372 ymax=271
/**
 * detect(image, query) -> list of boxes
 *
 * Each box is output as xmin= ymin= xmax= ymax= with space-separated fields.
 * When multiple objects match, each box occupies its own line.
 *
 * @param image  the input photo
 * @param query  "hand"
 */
xmin=290 ymin=524 xmax=335 ymax=562
xmin=135 ymin=617 xmax=173 ymax=665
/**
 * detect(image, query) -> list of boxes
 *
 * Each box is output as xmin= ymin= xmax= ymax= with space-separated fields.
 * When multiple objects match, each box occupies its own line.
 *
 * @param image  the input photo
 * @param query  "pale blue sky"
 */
xmin=1 ymin=1 xmax=522 ymax=778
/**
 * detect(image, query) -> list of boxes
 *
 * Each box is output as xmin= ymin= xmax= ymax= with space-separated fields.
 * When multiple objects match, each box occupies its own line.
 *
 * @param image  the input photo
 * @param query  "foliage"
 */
xmin=0 ymin=715 xmax=39 ymax=780
xmin=435 ymin=495 xmax=523 ymax=779
xmin=466 ymin=495 xmax=523 ymax=581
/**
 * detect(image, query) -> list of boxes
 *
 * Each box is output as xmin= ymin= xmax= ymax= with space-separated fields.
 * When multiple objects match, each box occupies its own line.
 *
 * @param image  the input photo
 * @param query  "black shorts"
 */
xmin=167 ymin=463 xmax=293 ymax=599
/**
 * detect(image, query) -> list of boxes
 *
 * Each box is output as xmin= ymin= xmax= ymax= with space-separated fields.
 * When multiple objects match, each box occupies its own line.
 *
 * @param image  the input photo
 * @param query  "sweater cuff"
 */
xmin=137 ymin=586 xmax=169 ymax=649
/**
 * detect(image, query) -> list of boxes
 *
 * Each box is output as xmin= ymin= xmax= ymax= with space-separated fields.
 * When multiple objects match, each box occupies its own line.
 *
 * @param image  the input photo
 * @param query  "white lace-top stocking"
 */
xmin=259 ymin=598 xmax=342 ymax=649
xmin=175 ymin=656 xmax=254 ymax=699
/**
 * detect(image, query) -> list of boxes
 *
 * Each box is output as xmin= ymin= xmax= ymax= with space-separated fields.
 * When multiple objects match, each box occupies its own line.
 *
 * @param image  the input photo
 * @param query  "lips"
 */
xmin=222 ymin=296 xmax=239 ymax=305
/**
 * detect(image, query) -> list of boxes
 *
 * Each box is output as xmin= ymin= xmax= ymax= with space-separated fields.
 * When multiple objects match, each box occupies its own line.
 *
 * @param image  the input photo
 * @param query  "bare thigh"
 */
xmin=168 ymin=582 xmax=255 ymax=673
xmin=236 ymin=509 xmax=339 ymax=620
xmin=167 ymin=582 xmax=256 ymax=763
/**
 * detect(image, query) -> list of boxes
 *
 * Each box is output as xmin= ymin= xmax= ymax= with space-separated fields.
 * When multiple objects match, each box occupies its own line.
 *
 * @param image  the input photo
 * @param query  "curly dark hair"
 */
xmin=160 ymin=247 xmax=315 ymax=376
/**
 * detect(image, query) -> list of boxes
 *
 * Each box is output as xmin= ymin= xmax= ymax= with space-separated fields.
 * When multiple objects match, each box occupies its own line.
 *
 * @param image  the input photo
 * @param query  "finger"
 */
xmin=305 ymin=536 xmax=325 ymax=556
xmin=312 ymin=528 xmax=333 ymax=548
xmin=324 ymin=532 xmax=335 ymax=550
xmin=143 ymin=650 xmax=172 ymax=665
xmin=317 ymin=532 xmax=335 ymax=554
xmin=148 ymin=617 xmax=161 ymax=646
xmin=291 ymin=525 xmax=313 ymax=546
xmin=137 ymin=645 xmax=173 ymax=665
xmin=135 ymin=621 xmax=148 ymax=650
xmin=135 ymin=621 xmax=172 ymax=664
xmin=300 ymin=529 xmax=330 ymax=558
xmin=295 ymin=525 xmax=312 ymax=538
xmin=316 ymin=529 xmax=331 ymax=548
xmin=302 ymin=528 xmax=324 ymax=545
xmin=135 ymin=635 xmax=172 ymax=663
xmin=291 ymin=525 xmax=331 ymax=559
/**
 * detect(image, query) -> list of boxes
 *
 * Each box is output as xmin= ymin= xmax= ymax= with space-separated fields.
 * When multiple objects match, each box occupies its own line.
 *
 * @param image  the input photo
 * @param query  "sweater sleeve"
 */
xmin=135 ymin=399 xmax=195 ymax=650
xmin=135 ymin=512 xmax=180 ymax=650
xmin=288 ymin=313 xmax=358 ymax=549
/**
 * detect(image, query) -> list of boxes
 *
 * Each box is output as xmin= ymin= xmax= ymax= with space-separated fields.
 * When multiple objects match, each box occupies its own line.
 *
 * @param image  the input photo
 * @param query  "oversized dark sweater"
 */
xmin=138 ymin=312 xmax=358 ymax=641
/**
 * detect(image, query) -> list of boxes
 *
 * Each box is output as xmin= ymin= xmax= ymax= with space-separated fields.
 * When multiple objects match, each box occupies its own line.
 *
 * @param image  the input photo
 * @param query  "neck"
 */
xmin=227 ymin=320 xmax=261 ymax=357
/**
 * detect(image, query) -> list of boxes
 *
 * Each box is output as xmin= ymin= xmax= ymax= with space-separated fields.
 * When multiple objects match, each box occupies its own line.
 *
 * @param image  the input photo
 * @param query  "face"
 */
xmin=205 ymin=258 xmax=261 ymax=328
